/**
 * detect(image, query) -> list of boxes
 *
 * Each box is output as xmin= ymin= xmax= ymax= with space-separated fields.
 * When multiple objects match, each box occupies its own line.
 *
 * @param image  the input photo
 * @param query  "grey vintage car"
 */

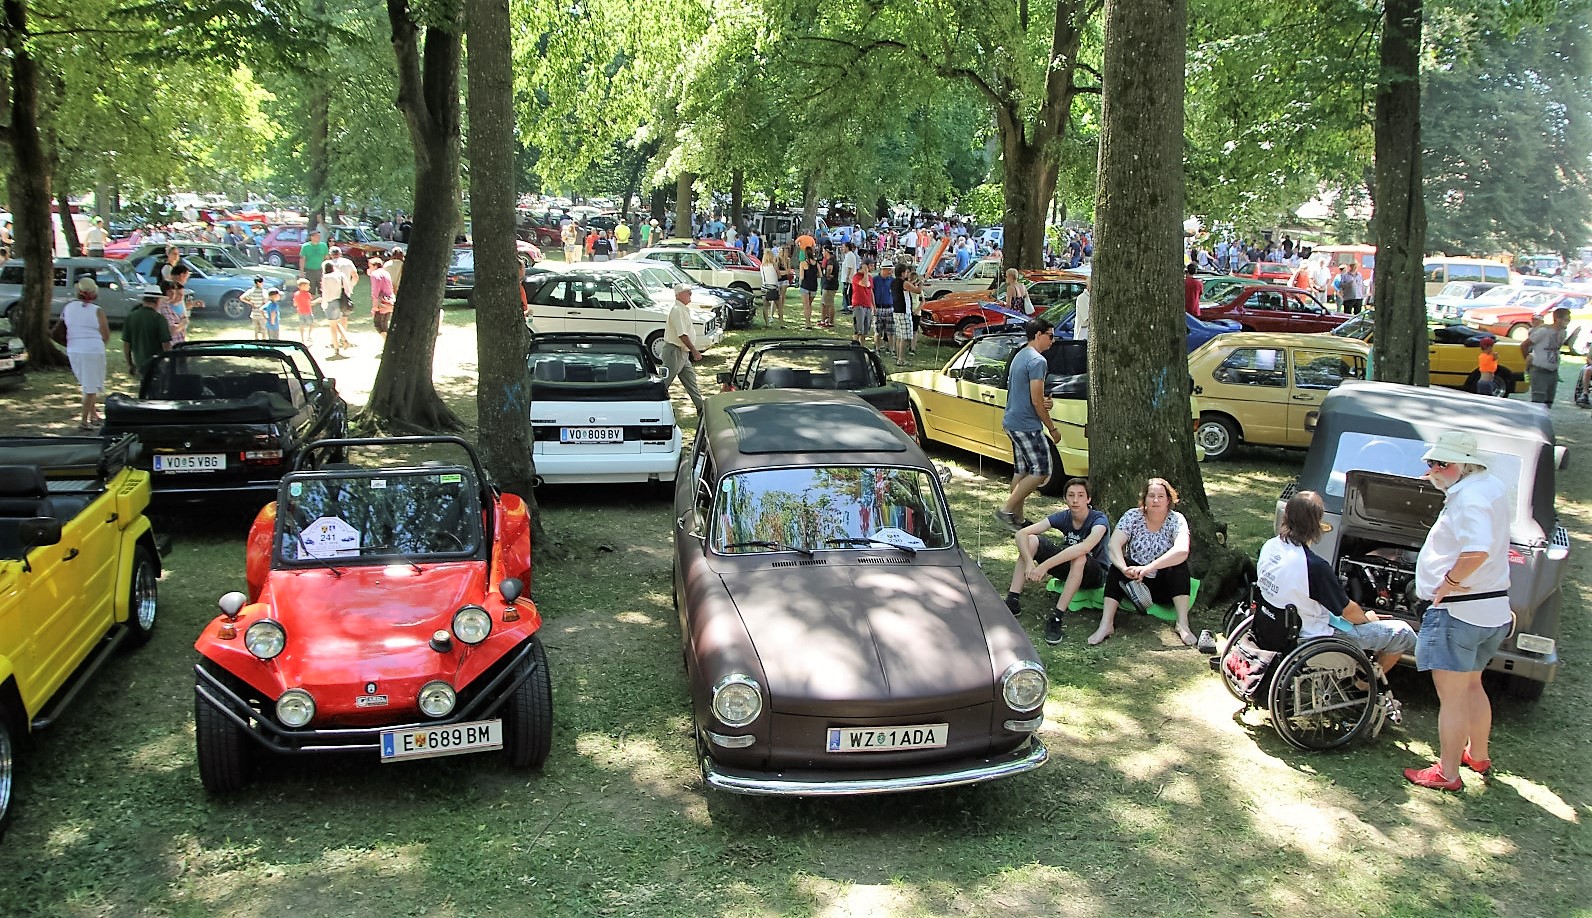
xmin=1281 ymin=381 xmax=1570 ymax=699
xmin=672 ymin=389 xmax=1049 ymax=795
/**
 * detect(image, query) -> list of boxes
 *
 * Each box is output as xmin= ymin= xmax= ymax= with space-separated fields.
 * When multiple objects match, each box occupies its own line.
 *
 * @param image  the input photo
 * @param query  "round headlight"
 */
xmin=711 ymin=674 xmax=762 ymax=728
xmin=451 ymin=606 xmax=492 ymax=645
xmin=1002 ymin=661 xmax=1048 ymax=712
xmin=418 ymin=681 xmax=457 ymax=718
xmin=244 ymin=621 xmax=286 ymax=660
xmin=275 ymin=688 xmax=315 ymax=727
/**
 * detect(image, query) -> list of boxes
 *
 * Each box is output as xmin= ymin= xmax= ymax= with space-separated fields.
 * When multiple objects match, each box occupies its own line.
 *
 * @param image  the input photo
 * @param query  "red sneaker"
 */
xmin=1462 ymin=748 xmax=1491 ymax=774
xmin=1404 ymin=764 xmax=1463 ymax=791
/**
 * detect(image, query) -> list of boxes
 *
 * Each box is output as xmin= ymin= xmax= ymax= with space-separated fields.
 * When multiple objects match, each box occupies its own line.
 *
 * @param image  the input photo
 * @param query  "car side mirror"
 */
xmin=499 ymin=577 xmax=524 ymax=604
xmin=321 ymin=378 xmax=336 ymax=391
xmin=715 ymin=371 xmax=731 ymax=386
xmin=934 ymin=463 xmax=952 ymax=484
xmin=218 ymin=591 xmax=247 ymax=621
xmin=20 ymin=517 xmax=61 ymax=551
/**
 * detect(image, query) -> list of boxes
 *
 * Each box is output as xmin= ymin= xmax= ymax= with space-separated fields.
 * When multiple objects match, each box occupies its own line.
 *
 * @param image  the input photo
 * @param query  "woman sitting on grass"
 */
xmin=1087 ymin=477 xmax=1196 ymax=647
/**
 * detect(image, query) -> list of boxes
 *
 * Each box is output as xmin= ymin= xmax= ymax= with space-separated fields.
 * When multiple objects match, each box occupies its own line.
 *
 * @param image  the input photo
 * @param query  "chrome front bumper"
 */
xmin=702 ymin=736 xmax=1048 ymax=796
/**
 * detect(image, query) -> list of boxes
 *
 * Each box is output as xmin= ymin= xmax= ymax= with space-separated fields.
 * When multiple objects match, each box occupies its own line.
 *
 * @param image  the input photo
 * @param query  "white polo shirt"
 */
xmin=1415 ymin=470 xmax=1513 ymax=626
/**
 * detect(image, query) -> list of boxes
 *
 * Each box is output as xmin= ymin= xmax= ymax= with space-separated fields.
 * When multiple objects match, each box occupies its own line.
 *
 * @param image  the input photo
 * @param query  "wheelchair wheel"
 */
xmin=1221 ymin=597 xmax=1252 ymax=638
xmin=1267 ymin=638 xmax=1378 ymax=751
xmin=1218 ymin=615 xmax=1258 ymax=704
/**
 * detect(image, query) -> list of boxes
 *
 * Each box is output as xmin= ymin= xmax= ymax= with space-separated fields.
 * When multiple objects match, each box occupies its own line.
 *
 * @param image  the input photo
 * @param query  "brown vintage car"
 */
xmin=671 ymin=389 xmax=1049 ymax=795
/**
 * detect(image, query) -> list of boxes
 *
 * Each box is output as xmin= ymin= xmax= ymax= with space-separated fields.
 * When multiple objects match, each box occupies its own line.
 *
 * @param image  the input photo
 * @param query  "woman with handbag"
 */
xmin=62 ymin=277 xmax=111 ymax=429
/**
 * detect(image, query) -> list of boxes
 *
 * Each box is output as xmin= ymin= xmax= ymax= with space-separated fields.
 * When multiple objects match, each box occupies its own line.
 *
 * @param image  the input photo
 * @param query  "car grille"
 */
xmin=1279 ymin=481 xmax=1297 ymax=501
xmin=1552 ymin=526 xmax=1570 ymax=550
xmin=531 ymin=424 xmax=675 ymax=442
xmin=770 ymin=559 xmax=829 ymax=567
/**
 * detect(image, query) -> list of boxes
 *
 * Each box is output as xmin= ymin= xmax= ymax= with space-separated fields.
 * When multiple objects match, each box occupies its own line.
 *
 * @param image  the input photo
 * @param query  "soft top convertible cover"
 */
xmin=1301 ymin=381 xmax=1557 ymax=540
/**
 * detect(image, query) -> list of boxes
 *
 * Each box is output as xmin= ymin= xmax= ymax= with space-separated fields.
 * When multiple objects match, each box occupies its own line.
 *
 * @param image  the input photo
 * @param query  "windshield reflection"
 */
xmin=712 ymin=467 xmax=953 ymax=554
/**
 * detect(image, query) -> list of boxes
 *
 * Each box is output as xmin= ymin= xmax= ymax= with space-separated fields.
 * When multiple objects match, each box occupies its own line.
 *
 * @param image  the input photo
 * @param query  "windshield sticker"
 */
xmin=289 ymin=482 xmax=303 ymax=496
xmin=370 ymin=479 xmax=387 ymax=489
xmin=439 ymin=473 xmax=463 ymax=484
xmin=300 ymin=516 xmax=361 ymax=559
xmin=871 ymin=527 xmax=927 ymax=550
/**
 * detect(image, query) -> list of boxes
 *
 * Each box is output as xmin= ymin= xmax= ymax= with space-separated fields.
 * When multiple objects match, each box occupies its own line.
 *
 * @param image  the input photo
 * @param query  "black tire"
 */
xmin=219 ymin=292 xmax=247 ymax=321
xmin=1494 ymin=367 xmax=1516 ymax=396
xmin=929 ymin=289 xmax=949 ymax=300
xmin=909 ymin=402 xmax=929 ymax=448
xmin=1504 ymin=673 xmax=1545 ymax=702
xmin=265 ymin=252 xmax=284 ymax=267
xmin=729 ymin=282 xmax=752 ymax=293
xmin=1195 ymin=414 xmax=1239 ymax=461
xmin=645 ymin=331 xmax=666 ymax=363
xmin=0 ymin=707 xmax=16 ymax=839
xmin=502 ymin=636 xmax=553 ymax=768
xmin=124 ymin=544 xmax=158 ymax=646
xmin=1507 ymin=323 xmax=1531 ymax=342
xmin=1217 ymin=616 xmax=1258 ymax=704
xmin=952 ymin=317 xmax=983 ymax=342
xmin=194 ymin=673 xmax=251 ymax=793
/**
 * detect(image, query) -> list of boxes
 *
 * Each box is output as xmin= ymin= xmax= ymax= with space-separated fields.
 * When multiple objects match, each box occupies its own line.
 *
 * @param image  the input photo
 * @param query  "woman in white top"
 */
xmin=319 ymin=260 xmax=351 ymax=357
xmin=63 ymin=277 xmax=111 ymax=429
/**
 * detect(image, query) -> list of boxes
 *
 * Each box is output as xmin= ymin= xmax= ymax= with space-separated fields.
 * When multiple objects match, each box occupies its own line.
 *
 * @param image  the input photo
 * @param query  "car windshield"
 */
xmin=528 ymin=339 xmax=649 ymax=382
xmin=1331 ymin=312 xmax=1374 ymax=340
xmin=1474 ymin=286 xmax=1524 ymax=305
xmin=1437 ymin=283 xmax=1473 ymax=298
xmin=711 ymin=466 xmax=953 ymax=554
xmin=638 ymin=265 xmax=688 ymax=292
xmin=742 ymin=348 xmax=879 ymax=390
xmin=215 ymin=246 xmax=262 ymax=268
xmin=275 ymin=468 xmax=482 ymax=563
xmin=451 ymin=249 xmax=475 ymax=270
xmin=145 ymin=353 xmax=304 ymax=404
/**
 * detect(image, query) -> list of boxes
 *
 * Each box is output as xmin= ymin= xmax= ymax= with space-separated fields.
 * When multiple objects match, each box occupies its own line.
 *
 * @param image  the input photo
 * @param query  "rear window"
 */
xmin=528 ymin=341 xmax=649 ymax=383
xmin=145 ymin=354 xmax=303 ymax=404
xmin=744 ymin=349 xmax=879 ymax=390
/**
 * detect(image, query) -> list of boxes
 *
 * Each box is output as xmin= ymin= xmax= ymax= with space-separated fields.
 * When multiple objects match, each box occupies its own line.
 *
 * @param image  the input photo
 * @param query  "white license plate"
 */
xmin=380 ymin=719 xmax=503 ymax=762
xmin=826 ymin=723 xmax=949 ymax=753
xmin=560 ymin=426 xmax=623 ymax=444
xmin=153 ymin=453 xmax=225 ymax=473
xmin=0 ymin=358 xmax=13 ymax=370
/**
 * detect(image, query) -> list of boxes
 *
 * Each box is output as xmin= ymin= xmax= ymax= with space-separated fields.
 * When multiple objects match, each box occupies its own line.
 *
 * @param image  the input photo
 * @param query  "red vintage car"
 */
xmin=1238 ymin=260 xmax=1297 ymax=283
xmin=259 ymin=224 xmax=402 ymax=268
xmin=919 ymin=269 xmax=1088 ymax=341
xmin=192 ymin=436 xmax=551 ymax=792
xmin=1198 ymin=284 xmax=1352 ymax=333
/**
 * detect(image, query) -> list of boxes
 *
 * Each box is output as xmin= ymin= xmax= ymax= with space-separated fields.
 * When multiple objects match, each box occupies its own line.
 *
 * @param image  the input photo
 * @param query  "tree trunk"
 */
xmin=3 ymin=0 xmax=64 ymax=368
xmin=308 ymin=87 xmax=330 ymax=233
xmin=802 ymin=172 xmax=820 ymax=236
xmin=1092 ymin=0 xmax=1242 ymax=596
xmin=999 ymin=134 xmax=1058 ymax=270
xmin=650 ymin=187 xmax=667 ymax=224
xmin=56 ymin=189 xmax=80 ymax=255
xmin=730 ymin=167 xmax=744 ymax=235
xmin=466 ymin=0 xmax=538 ymax=518
xmin=674 ymin=171 xmax=694 ymax=239
xmin=368 ymin=0 xmax=463 ymax=432
xmin=1370 ymin=0 xmax=1428 ymax=387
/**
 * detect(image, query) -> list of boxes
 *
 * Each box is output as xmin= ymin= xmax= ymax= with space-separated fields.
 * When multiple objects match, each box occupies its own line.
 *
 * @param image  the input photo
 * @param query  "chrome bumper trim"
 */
xmin=702 ymin=737 xmax=1047 ymax=796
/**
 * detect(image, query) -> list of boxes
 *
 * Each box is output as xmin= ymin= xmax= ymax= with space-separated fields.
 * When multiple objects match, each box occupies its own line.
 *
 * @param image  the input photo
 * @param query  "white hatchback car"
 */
xmin=527 ymin=333 xmax=680 ymax=485
xmin=526 ymin=264 xmax=725 ymax=361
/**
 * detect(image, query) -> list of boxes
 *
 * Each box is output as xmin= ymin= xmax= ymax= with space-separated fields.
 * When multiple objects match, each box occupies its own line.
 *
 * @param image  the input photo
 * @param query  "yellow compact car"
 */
xmin=892 ymin=333 xmax=1201 ymax=488
xmin=1328 ymin=310 xmax=1530 ymax=394
xmin=0 ymin=434 xmax=161 ymax=837
xmin=1191 ymin=332 xmax=1371 ymax=460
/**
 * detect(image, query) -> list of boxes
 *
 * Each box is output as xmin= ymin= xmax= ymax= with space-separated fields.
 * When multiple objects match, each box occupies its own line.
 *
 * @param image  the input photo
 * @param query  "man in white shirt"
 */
xmin=331 ymin=247 xmax=359 ymax=295
xmin=83 ymin=218 xmax=108 ymax=257
xmin=1072 ymin=276 xmax=1091 ymax=342
xmin=839 ymin=243 xmax=860 ymax=315
xmin=662 ymin=285 xmax=705 ymax=415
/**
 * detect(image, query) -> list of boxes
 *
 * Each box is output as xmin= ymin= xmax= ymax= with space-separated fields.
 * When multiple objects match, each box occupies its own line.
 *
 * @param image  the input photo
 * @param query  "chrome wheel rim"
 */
xmin=0 ymin=725 xmax=12 ymax=820
xmin=1196 ymin=422 xmax=1230 ymax=456
xmin=133 ymin=560 xmax=158 ymax=630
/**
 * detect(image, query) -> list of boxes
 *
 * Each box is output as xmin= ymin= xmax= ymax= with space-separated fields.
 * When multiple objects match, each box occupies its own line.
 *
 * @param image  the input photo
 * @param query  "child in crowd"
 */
xmin=1476 ymin=335 xmax=1499 ymax=396
xmin=263 ymin=289 xmax=282 ymax=340
xmin=293 ymin=278 xmax=315 ymax=344
xmin=1007 ymin=478 xmax=1111 ymax=645
xmin=242 ymin=276 xmax=271 ymax=340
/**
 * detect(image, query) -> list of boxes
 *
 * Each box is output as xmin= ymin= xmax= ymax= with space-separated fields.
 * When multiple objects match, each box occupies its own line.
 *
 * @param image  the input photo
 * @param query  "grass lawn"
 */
xmin=0 ymin=303 xmax=1588 ymax=917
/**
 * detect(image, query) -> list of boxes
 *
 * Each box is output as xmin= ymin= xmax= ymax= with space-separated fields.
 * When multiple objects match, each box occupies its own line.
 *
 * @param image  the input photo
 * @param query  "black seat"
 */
xmin=163 ymin=373 xmax=206 ymax=400
xmin=754 ymin=367 xmax=798 ymax=389
xmin=533 ymin=359 xmax=566 ymax=382
xmin=1251 ymin=596 xmax=1301 ymax=653
xmin=0 ymin=465 xmax=49 ymax=518
xmin=604 ymin=362 xmax=642 ymax=382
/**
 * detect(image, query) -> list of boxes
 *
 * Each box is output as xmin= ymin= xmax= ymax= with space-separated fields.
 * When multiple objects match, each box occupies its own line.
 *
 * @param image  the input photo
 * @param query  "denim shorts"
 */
xmin=1347 ymin=619 xmax=1417 ymax=658
xmin=1416 ymin=605 xmax=1512 ymax=673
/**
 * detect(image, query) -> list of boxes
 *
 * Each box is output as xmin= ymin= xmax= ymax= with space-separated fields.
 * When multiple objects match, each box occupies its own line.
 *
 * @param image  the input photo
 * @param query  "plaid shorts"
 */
xmin=892 ymin=310 xmax=914 ymax=340
xmin=1007 ymin=428 xmax=1052 ymax=478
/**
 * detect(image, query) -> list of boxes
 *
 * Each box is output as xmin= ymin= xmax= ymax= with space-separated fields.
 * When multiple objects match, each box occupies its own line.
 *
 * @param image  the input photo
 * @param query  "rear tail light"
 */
xmin=243 ymin=449 xmax=284 ymax=464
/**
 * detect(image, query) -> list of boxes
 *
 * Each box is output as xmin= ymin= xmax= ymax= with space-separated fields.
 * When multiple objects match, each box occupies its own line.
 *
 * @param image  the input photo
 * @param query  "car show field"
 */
xmin=0 ymin=307 xmax=1588 ymax=917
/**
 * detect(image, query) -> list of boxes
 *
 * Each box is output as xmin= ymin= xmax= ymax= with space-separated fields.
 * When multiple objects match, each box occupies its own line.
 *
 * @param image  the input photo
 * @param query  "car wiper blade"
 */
xmin=825 ymin=537 xmax=916 ymax=557
xmin=723 ymin=540 xmax=815 ymax=557
xmin=361 ymin=546 xmax=423 ymax=573
xmin=285 ymin=528 xmax=344 ymax=577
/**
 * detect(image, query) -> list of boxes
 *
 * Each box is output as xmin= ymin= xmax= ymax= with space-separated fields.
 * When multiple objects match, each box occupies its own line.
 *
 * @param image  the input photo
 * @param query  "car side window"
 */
xmin=1293 ymin=348 xmax=1361 ymax=390
xmin=948 ymin=336 xmax=1021 ymax=383
xmin=576 ymin=281 xmax=626 ymax=309
xmin=1253 ymin=291 xmax=1284 ymax=312
xmin=1483 ymin=266 xmax=1509 ymax=284
xmin=0 ymin=265 xmax=24 ymax=285
xmin=531 ymin=280 xmax=569 ymax=308
xmin=1212 ymin=348 xmax=1287 ymax=387
xmin=52 ymin=268 xmax=69 ymax=287
xmin=1448 ymin=264 xmax=1483 ymax=283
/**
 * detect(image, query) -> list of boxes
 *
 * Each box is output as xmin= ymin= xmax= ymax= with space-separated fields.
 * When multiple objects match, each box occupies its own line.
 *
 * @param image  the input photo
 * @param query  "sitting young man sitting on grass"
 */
xmin=1006 ymin=477 xmax=1110 ymax=646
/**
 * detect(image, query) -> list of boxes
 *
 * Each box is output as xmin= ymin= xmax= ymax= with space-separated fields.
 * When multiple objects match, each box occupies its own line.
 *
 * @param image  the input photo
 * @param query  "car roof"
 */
xmin=1304 ymin=380 xmax=1556 ymax=534
xmin=170 ymin=339 xmax=325 ymax=376
xmin=1195 ymin=331 xmax=1368 ymax=351
xmin=704 ymin=390 xmax=922 ymax=474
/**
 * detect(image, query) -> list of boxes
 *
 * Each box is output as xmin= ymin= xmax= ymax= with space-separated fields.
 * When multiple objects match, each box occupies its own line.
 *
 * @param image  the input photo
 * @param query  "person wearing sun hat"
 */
xmin=1405 ymin=429 xmax=1513 ymax=791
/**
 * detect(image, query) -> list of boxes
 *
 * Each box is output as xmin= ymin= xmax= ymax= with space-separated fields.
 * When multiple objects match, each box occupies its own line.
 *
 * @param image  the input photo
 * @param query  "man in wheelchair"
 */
xmin=1258 ymin=490 xmax=1416 ymax=676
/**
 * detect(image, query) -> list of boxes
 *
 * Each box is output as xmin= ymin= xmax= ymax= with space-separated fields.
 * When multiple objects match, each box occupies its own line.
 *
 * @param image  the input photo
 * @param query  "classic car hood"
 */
xmin=260 ymin=563 xmax=488 ymax=687
xmin=719 ymin=563 xmax=993 ymax=712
